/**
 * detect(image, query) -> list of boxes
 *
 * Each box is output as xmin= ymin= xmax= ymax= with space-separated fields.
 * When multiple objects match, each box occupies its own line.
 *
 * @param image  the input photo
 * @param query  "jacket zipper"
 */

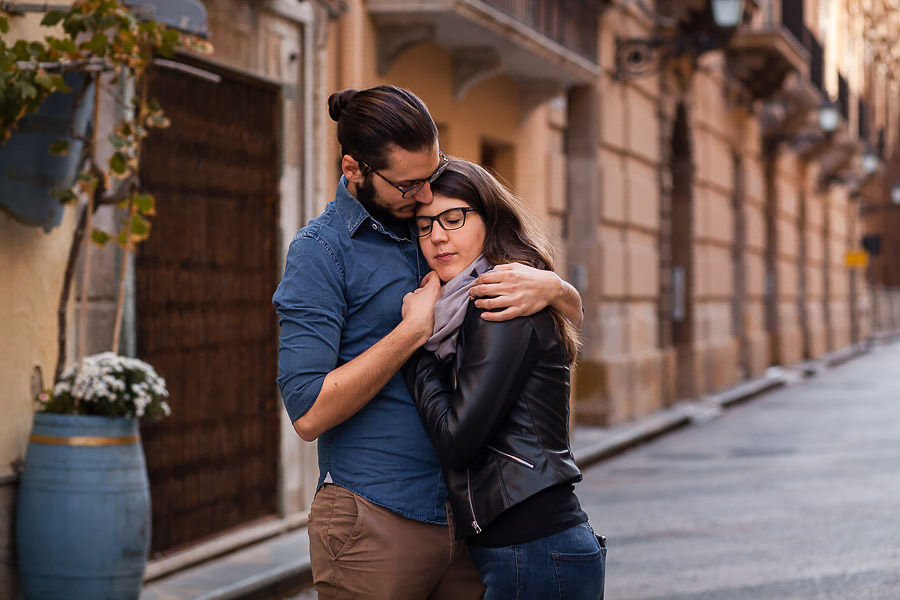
xmin=488 ymin=446 xmax=535 ymax=469
xmin=466 ymin=468 xmax=481 ymax=534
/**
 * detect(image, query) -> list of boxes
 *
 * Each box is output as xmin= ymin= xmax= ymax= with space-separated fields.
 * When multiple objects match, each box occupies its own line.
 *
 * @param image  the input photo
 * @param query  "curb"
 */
xmin=573 ymin=371 xmax=788 ymax=470
xmin=191 ymin=561 xmax=312 ymax=600
xmin=573 ymin=409 xmax=692 ymax=470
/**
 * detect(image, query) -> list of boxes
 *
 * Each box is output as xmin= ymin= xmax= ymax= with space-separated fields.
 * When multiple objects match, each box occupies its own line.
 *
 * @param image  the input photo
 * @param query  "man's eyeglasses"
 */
xmin=359 ymin=151 xmax=451 ymax=199
xmin=415 ymin=207 xmax=480 ymax=237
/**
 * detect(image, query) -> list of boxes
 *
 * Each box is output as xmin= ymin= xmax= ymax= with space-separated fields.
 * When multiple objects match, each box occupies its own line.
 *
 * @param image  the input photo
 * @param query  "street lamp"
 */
xmin=818 ymin=101 xmax=841 ymax=134
xmin=711 ymin=0 xmax=745 ymax=28
xmin=616 ymin=0 xmax=746 ymax=79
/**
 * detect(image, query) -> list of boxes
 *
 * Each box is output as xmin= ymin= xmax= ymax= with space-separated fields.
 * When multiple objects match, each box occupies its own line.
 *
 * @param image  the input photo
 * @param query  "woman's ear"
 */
xmin=342 ymin=155 xmax=365 ymax=184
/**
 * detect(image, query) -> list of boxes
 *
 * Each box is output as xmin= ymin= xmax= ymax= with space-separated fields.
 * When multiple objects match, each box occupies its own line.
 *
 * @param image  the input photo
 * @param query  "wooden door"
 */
xmin=137 ymin=60 xmax=281 ymax=554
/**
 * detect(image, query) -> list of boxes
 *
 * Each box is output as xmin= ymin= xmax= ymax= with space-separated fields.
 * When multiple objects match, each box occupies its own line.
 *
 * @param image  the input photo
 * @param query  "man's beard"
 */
xmin=356 ymin=174 xmax=409 ymax=232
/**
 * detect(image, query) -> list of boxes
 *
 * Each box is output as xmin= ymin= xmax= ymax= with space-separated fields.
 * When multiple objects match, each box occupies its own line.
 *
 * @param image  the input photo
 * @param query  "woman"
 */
xmin=403 ymin=160 xmax=606 ymax=600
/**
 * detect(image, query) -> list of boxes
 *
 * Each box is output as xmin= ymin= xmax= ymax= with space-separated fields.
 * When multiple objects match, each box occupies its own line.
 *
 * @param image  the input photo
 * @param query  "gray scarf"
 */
xmin=424 ymin=256 xmax=493 ymax=360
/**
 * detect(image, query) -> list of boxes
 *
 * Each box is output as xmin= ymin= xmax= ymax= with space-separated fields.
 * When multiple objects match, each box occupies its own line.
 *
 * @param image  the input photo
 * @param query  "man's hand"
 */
xmin=469 ymin=262 xmax=583 ymax=327
xmin=293 ymin=271 xmax=442 ymax=442
xmin=401 ymin=271 xmax=442 ymax=345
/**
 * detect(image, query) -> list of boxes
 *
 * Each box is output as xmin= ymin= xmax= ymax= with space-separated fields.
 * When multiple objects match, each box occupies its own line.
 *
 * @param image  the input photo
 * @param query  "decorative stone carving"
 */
xmin=452 ymin=46 xmax=502 ymax=100
xmin=725 ymin=26 xmax=808 ymax=101
xmin=373 ymin=18 xmax=435 ymax=76
xmin=760 ymin=73 xmax=824 ymax=152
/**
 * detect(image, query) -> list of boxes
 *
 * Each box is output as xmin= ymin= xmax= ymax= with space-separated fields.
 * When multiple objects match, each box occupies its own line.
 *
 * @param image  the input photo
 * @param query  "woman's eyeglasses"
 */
xmin=359 ymin=151 xmax=451 ymax=199
xmin=415 ymin=207 xmax=480 ymax=237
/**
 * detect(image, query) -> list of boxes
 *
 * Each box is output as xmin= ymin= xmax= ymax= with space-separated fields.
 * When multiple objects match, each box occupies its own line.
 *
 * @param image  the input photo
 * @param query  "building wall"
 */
xmin=1 ymin=9 xmax=79 ymax=594
xmin=804 ymin=165 xmax=829 ymax=358
xmin=569 ymin=5 xmax=665 ymax=423
xmin=773 ymin=152 xmax=806 ymax=365
xmin=740 ymin=117 xmax=771 ymax=377
xmin=827 ymin=186 xmax=853 ymax=349
xmin=692 ymin=61 xmax=742 ymax=395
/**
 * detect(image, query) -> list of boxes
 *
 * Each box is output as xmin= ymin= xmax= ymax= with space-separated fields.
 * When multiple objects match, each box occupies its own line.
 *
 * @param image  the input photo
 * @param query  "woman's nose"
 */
xmin=429 ymin=222 xmax=448 ymax=243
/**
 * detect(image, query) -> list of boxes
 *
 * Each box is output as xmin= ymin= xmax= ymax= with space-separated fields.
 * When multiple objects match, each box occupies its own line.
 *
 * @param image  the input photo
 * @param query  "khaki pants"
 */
xmin=309 ymin=484 xmax=484 ymax=600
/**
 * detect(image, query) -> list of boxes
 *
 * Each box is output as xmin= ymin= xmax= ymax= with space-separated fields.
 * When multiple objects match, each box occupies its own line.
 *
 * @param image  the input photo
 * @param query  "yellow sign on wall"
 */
xmin=844 ymin=250 xmax=869 ymax=268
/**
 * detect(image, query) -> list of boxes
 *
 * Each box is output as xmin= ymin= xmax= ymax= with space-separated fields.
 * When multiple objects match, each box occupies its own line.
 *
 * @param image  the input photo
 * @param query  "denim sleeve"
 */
xmin=273 ymin=234 xmax=346 ymax=422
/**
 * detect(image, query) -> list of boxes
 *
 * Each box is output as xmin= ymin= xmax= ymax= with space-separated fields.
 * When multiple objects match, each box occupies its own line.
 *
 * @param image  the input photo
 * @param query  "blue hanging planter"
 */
xmin=0 ymin=72 xmax=95 ymax=232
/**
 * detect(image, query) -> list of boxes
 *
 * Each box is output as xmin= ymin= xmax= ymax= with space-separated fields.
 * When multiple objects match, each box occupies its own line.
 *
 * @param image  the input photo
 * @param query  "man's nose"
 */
xmin=413 ymin=181 xmax=433 ymax=204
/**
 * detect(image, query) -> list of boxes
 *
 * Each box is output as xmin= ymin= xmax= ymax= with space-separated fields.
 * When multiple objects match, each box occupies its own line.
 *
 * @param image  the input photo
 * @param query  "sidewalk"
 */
xmin=139 ymin=341 xmax=874 ymax=600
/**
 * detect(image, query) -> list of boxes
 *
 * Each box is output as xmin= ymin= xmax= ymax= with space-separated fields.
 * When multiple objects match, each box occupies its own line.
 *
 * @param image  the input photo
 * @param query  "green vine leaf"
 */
xmin=51 ymin=188 xmax=78 ymax=203
xmin=0 ymin=16 xmax=9 ymax=34
xmin=109 ymin=152 xmax=127 ymax=174
xmin=41 ymin=11 xmax=67 ymax=27
xmin=133 ymin=193 xmax=155 ymax=215
xmin=47 ymin=37 xmax=78 ymax=56
xmin=130 ymin=213 xmax=150 ymax=239
xmin=20 ymin=82 xmax=38 ymax=100
xmin=82 ymin=32 xmax=108 ymax=56
xmin=49 ymin=139 xmax=71 ymax=155
xmin=48 ymin=74 xmax=71 ymax=93
xmin=108 ymin=133 xmax=128 ymax=148
xmin=34 ymin=70 xmax=56 ymax=91
xmin=91 ymin=229 xmax=112 ymax=246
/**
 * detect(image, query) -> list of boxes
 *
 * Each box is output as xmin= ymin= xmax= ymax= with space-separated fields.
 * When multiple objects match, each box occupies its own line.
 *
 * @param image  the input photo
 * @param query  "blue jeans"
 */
xmin=467 ymin=522 xmax=606 ymax=600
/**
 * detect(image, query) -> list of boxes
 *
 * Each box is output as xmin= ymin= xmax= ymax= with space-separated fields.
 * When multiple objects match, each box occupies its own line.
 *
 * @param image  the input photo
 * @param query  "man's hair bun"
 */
xmin=327 ymin=89 xmax=359 ymax=122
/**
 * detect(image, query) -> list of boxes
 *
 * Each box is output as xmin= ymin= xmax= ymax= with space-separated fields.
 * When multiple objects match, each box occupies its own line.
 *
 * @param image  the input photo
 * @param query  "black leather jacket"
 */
xmin=405 ymin=303 xmax=582 ymax=539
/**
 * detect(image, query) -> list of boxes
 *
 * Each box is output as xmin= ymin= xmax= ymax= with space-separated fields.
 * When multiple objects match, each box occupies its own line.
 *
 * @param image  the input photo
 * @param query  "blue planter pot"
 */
xmin=16 ymin=413 xmax=151 ymax=600
xmin=0 ymin=72 xmax=95 ymax=232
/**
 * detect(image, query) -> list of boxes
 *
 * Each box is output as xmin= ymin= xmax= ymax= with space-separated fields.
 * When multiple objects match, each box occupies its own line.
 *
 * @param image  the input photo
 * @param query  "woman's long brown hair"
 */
xmin=429 ymin=160 xmax=581 ymax=364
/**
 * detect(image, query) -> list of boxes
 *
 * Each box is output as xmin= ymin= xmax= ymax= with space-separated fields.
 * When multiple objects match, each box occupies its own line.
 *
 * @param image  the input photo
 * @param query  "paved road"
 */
xmin=578 ymin=342 xmax=900 ymax=600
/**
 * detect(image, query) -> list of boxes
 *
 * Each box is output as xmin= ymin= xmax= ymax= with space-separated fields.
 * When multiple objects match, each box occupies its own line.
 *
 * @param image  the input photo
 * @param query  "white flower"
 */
xmin=51 ymin=353 xmax=171 ymax=419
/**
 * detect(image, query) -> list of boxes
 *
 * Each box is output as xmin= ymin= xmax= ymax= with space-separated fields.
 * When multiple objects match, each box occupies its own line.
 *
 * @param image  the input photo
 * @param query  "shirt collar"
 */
xmin=333 ymin=176 xmax=371 ymax=236
xmin=333 ymin=176 xmax=413 ymax=241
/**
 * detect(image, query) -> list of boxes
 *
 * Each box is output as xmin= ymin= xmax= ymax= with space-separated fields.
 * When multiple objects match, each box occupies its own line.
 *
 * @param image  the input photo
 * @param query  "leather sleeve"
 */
xmin=405 ymin=310 xmax=540 ymax=470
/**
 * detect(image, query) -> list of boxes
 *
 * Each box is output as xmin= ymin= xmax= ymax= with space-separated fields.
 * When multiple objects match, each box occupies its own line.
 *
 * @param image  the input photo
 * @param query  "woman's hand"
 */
xmin=401 ymin=271 xmax=442 ymax=346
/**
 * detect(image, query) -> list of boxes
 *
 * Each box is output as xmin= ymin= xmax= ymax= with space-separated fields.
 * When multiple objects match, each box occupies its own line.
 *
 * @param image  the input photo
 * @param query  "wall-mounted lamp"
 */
xmin=616 ymin=0 xmax=746 ymax=79
xmin=818 ymin=101 xmax=841 ymax=134
xmin=861 ymin=146 xmax=880 ymax=175
xmin=891 ymin=184 xmax=900 ymax=205
xmin=711 ymin=0 xmax=745 ymax=28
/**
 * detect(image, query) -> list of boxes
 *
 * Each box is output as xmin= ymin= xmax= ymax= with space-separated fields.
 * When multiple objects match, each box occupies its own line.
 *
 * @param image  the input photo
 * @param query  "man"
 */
xmin=273 ymin=85 xmax=583 ymax=599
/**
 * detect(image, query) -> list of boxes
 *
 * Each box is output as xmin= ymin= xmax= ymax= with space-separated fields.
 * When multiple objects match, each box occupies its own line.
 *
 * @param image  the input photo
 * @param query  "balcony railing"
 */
xmin=776 ymin=1 xmax=826 ymax=95
xmin=780 ymin=0 xmax=804 ymax=44
xmin=858 ymin=98 xmax=870 ymax=141
xmin=807 ymin=29 xmax=824 ymax=93
xmin=481 ymin=0 xmax=599 ymax=62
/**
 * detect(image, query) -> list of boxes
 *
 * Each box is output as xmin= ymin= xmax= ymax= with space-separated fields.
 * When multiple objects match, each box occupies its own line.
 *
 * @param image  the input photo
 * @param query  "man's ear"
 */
xmin=341 ymin=155 xmax=365 ymax=184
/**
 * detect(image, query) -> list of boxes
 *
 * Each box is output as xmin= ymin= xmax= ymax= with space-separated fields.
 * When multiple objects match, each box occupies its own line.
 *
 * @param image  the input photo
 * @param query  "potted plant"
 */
xmin=16 ymin=353 xmax=171 ymax=599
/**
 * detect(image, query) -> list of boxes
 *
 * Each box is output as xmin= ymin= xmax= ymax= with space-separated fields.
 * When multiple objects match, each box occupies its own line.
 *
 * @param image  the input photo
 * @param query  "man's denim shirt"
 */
xmin=272 ymin=177 xmax=447 ymax=524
